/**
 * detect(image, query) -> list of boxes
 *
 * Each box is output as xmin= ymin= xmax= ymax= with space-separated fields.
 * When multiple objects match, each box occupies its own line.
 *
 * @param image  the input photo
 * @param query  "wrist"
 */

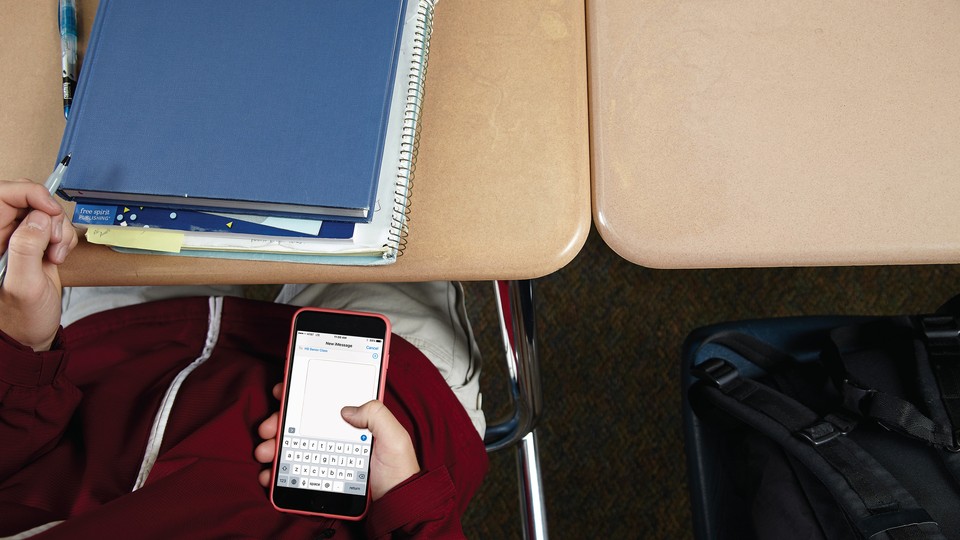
xmin=30 ymin=333 xmax=58 ymax=352
xmin=1 ymin=328 xmax=59 ymax=352
xmin=0 ymin=325 xmax=62 ymax=352
xmin=372 ymin=461 xmax=421 ymax=502
xmin=374 ymin=468 xmax=422 ymax=501
xmin=0 ymin=327 xmax=68 ymax=386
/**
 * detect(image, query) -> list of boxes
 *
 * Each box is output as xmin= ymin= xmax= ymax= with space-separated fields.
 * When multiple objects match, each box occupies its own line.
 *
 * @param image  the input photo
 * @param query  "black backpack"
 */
xmin=684 ymin=302 xmax=960 ymax=540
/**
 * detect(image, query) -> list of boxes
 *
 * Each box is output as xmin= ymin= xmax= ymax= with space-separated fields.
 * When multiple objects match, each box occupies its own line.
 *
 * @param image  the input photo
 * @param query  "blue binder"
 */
xmin=57 ymin=0 xmax=407 ymax=222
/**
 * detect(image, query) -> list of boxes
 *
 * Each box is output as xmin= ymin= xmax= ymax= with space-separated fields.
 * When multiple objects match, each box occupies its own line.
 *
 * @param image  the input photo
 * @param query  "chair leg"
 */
xmin=517 ymin=429 xmax=548 ymax=540
xmin=483 ymin=280 xmax=549 ymax=539
xmin=484 ymin=280 xmax=543 ymax=451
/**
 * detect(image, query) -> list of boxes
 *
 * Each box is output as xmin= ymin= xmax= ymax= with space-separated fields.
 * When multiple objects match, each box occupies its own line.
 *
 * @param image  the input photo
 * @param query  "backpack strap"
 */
xmin=827 ymin=318 xmax=960 ymax=452
xmin=840 ymin=379 xmax=958 ymax=450
xmin=694 ymin=330 xmax=821 ymax=400
xmin=918 ymin=315 xmax=960 ymax=448
xmin=691 ymin=333 xmax=945 ymax=540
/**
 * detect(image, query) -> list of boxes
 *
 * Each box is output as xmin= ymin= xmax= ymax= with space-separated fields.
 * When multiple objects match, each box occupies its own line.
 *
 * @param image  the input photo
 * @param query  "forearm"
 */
xmin=0 ymin=328 xmax=81 ymax=481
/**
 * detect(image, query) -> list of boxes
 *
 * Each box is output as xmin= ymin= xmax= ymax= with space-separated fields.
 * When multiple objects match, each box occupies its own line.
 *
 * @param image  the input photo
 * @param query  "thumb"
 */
xmin=4 ymin=210 xmax=53 ymax=292
xmin=341 ymin=400 xmax=406 ymax=440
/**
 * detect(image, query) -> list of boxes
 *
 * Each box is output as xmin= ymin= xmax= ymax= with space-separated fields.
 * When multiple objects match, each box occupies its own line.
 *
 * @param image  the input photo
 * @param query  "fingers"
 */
xmin=45 ymin=215 xmax=78 ymax=265
xmin=0 ymin=181 xmax=65 ymax=254
xmin=254 ymin=412 xmax=278 ymax=487
xmin=258 ymin=411 xmax=278 ymax=440
xmin=259 ymin=469 xmax=271 ymax=488
xmin=255 ymin=411 xmax=278 ymax=464
xmin=4 ymin=210 xmax=54 ymax=294
xmin=254 ymin=387 xmax=284 ymax=488
xmin=341 ymin=400 xmax=408 ymax=442
xmin=0 ymin=180 xmax=73 ymax=266
xmin=3 ymin=208 xmax=77 ymax=291
xmin=255 ymin=410 xmax=279 ymax=488
xmin=0 ymin=180 xmax=63 ymax=221
xmin=254 ymin=438 xmax=276 ymax=464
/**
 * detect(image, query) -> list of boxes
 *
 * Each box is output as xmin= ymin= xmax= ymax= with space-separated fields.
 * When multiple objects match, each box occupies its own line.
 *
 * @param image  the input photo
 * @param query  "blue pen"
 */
xmin=59 ymin=0 xmax=78 ymax=119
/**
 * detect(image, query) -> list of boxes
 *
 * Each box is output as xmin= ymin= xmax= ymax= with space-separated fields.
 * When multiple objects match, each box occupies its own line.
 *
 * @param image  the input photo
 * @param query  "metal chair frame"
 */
xmin=483 ymin=280 xmax=548 ymax=540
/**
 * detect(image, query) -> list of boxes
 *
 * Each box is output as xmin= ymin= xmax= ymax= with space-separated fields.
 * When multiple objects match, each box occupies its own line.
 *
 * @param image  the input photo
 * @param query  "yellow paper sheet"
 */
xmin=85 ymin=227 xmax=184 ymax=253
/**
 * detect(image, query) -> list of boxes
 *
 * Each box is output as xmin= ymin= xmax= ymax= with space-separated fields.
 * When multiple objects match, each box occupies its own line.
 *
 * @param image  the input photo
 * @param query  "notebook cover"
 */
xmin=57 ymin=0 xmax=407 ymax=221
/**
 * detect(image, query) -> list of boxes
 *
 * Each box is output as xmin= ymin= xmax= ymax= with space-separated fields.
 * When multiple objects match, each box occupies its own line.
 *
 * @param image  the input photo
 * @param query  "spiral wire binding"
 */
xmin=386 ymin=0 xmax=436 ymax=260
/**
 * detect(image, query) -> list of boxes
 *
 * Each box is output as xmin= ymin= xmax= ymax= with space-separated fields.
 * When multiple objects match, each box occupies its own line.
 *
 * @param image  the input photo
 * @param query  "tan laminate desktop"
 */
xmin=588 ymin=0 xmax=960 ymax=268
xmin=1 ymin=0 xmax=590 ymax=284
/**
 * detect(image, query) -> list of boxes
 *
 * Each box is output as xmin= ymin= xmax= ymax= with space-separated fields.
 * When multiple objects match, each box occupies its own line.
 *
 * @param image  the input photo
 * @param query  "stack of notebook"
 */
xmin=56 ymin=0 xmax=438 ymax=265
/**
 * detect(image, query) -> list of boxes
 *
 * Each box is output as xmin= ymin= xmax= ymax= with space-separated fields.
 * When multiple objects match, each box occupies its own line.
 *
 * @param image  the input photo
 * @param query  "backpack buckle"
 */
xmin=798 ymin=420 xmax=848 ymax=446
xmin=691 ymin=358 xmax=739 ymax=391
xmin=919 ymin=315 xmax=960 ymax=359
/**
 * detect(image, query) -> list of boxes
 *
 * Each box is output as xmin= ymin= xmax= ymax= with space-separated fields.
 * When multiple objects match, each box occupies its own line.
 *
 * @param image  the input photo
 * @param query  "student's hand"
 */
xmin=338 ymin=399 xmax=421 ymax=501
xmin=256 ymin=384 xmax=421 ymax=502
xmin=0 ymin=179 xmax=78 ymax=351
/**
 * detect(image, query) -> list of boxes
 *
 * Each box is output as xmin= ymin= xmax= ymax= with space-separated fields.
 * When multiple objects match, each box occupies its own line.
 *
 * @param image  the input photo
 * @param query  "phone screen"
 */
xmin=272 ymin=309 xmax=388 ymax=518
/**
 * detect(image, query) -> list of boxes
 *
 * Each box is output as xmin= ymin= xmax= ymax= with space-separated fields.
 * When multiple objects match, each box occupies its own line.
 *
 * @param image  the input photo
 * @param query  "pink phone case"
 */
xmin=269 ymin=307 xmax=391 ymax=520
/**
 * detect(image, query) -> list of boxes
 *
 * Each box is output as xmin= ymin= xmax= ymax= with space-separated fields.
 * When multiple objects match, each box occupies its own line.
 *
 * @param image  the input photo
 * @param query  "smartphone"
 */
xmin=270 ymin=307 xmax=390 ymax=520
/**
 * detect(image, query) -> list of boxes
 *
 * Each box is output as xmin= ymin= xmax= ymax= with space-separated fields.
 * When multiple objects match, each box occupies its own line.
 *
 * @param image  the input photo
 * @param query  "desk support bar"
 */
xmin=483 ymin=279 xmax=548 ymax=540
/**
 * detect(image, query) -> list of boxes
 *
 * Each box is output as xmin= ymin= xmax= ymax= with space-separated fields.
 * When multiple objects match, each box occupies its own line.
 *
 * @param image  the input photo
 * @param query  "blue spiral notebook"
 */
xmin=68 ymin=0 xmax=438 ymax=265
xmin=56 ymin=0 xmax=407 ymax=222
